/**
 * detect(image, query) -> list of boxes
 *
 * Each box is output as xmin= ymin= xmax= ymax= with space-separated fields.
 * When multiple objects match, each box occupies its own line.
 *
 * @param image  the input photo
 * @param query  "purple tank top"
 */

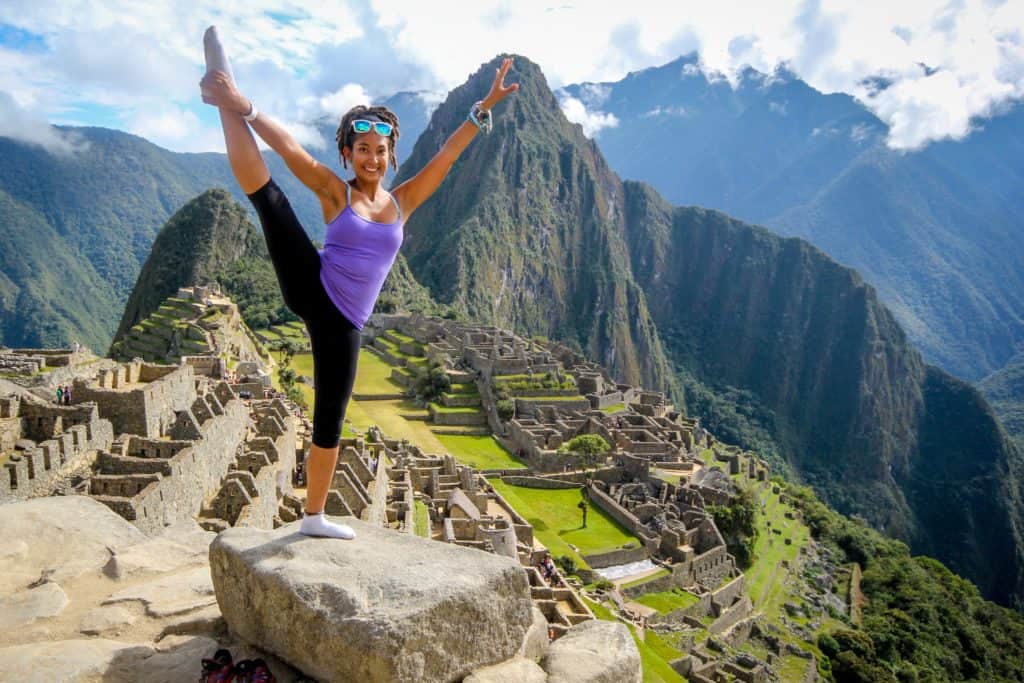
xmin=319 ymin=184 xmax=403 ymax=329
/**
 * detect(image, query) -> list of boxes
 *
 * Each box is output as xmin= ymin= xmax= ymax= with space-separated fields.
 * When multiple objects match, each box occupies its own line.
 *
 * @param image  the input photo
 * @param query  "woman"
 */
xmin=200 ymin=34 xmax=518 ymax=540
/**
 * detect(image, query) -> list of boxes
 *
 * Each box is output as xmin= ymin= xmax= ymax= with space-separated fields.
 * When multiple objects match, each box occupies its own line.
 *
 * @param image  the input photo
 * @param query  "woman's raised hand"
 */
xmin=482 ymin=57 xmax=520 ymax=110
xmin=199 ymin=69 xmax=250 ymax=116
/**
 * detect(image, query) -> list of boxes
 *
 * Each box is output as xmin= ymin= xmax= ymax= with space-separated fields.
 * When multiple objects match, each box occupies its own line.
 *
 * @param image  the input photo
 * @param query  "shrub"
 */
xmin=554 ymin=554 xmax=577 ymax=576
xmin=497 ymin=399 xmax=515 ymax=420
xmin=413 ymin=362 xmax=451 ymax=403
xmin=557 ymin=434 xmax=611 ymax=456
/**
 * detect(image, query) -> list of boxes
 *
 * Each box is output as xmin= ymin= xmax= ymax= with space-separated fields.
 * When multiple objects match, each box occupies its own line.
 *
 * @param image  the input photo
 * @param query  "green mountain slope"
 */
xmin=981 ymin=351 xmax=1024 ymax=451
xmin=561 ymin=56 xmax=1024 ymax=381
xmin=0 ymin=186 xmax=119 ymax=348
xmin=392 ymin=56 xmax=674 ymax=394
xmin=111 ymin=188 xmax=272 ymax=347
xmin=394 ymin=54 xmax=1024 ymax=607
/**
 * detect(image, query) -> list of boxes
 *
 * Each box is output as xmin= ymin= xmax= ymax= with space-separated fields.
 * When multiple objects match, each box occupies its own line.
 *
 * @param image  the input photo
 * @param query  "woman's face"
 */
xmin=345 ymin=131 xmax=390 ymax=182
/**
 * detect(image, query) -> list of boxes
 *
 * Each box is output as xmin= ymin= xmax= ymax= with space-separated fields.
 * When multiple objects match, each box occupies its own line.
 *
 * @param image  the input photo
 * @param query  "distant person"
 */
xmin=56 ymin=386 xmax=63 ymax=405
xmin=63 ymin=385 xmax=71 ymax=405
xmin=200 ymin=27 xmax=518 ymax=540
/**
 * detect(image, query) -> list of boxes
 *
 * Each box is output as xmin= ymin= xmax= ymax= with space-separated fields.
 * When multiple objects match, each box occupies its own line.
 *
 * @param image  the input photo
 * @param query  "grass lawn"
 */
xmin=600 ymin=402 xmax=627 ymax=413
xmin=387 ymin=330 xmax=420 ymax=346
xmin=746 ymin=486 xmax=808 ymax=609
xmin=354 ymin=349 xmax=405 ymax=395
xmin=744 ymin=484 xmax=843 ymax=661
xmin=414 ymin=499 xmax=430 ymax=538
xmin=489 ymin=480 xmax=638 ymax=564
xmin=429 ymin=402 xmax=485 ymax=414
xmin=345 ymin=399 xmax=448 ymax=454
xmin=447 ymin=382 xmax=479 ymax=395
xmin=634 ymin=588 xmax=700 ymax=615
xmin=581 ymin=596 xmax=685 ymax=683
xmin=435 ymin=434 xmax=527 ymax=470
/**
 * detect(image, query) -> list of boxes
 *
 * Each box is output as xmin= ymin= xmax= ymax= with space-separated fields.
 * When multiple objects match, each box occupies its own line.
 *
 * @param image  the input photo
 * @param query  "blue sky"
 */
xmin=0 ymin=0 xmax=1021 ymax=154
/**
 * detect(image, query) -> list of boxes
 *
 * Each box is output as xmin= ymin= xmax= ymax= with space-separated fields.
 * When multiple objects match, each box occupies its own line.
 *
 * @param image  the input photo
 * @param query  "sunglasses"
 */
xmin=351 ymin=119 xmax=393 ymax=136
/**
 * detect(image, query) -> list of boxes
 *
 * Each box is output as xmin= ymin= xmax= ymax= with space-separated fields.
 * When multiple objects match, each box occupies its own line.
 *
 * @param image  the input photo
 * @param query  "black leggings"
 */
xmin=247 ymin=177 xmax=360 ymax=449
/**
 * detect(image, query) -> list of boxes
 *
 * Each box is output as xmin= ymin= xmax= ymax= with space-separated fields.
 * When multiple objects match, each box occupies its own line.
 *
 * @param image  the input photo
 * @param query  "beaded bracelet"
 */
xmin=468 ymin=101 xmax=492 ymax=133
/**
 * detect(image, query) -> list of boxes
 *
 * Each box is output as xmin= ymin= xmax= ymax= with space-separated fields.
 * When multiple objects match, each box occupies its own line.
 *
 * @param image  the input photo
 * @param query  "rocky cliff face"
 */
xmin=393 ymin=55 xmax=1024 ymax=606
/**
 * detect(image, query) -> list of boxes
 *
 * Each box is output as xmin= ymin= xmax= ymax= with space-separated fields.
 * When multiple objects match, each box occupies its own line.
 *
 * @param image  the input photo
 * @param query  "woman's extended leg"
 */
xmin=218 ymin=106 xmax=270 ymax=195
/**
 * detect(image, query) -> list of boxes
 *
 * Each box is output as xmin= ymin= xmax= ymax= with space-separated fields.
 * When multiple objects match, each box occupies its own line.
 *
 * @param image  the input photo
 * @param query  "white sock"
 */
xmin=300 ymin=512 xmax=356 ymax=540
xmin=202 ymin=26 xmax=235 ymax=97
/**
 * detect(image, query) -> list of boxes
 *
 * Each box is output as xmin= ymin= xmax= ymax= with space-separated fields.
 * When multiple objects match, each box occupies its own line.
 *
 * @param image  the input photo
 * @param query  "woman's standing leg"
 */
xmin=299 ymin=307 xmax=362 ymax=539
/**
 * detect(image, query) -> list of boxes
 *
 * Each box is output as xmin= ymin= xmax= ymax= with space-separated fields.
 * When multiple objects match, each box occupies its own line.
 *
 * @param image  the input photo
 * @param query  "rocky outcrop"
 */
xmin=0 ymin=495 xmax=146 ymax=595
xmin=209 ymin=517 xmax=535 ymax=683
xmin=540 ymin=619 xmax=641 ymax=683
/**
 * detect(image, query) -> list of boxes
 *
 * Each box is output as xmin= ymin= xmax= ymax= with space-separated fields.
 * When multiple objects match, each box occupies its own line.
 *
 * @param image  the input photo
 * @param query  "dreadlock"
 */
xmin=335 ymin=105 xmax=401 ymax=171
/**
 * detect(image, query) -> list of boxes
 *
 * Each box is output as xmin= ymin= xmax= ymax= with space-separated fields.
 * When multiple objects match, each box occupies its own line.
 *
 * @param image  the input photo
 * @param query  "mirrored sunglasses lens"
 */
xmin=352 ymin=120 xmax=372 ymax=133
xmin=373 ymin=122 xmax=393 ymax=136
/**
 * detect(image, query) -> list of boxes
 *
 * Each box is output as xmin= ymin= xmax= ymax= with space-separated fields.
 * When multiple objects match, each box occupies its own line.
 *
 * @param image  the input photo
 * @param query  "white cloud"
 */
xmin=0 ymin=90 xmax=86 ymax=155
xmin=576 ymin=83 xmax=612 ymax=108
xmin=768 ymin=101 xmax=787 ymax=115
xmin=558 ymin=95 xmax=619 ymax=137
xmin=681 ymin=62 xmax=702 ymax=77
xmin=644 ymin=105 xmax=688 ymax=117
xmin=314 ymin=84 xmax=372 ymax=119
xmin=850 ymin=122 xmax=874 ymax=143
xmin=0 ymin=0 xmax=1019 ymax=152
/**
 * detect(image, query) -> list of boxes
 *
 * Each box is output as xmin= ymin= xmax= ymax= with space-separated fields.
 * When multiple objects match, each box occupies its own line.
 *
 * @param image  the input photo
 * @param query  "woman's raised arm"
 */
xmin=201 ymin=69 xmax=337 ymax=201
xmin=392 ymin=58 xmax=519 ymax=219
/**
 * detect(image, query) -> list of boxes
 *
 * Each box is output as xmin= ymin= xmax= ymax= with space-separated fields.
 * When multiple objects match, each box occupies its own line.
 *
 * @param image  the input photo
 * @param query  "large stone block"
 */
xmin=209 ymin=518 xmax=534 ymax=683
xmin=541 ymin=619 xmax=641 ymax=683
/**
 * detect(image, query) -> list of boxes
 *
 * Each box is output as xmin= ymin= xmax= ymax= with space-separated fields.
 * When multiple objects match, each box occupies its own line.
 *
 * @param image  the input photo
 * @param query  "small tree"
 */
xmin=496 ymin=398 xmax=515 ymax=420
xmin=413 ymin=362 xmax=451 ymax=403
xmin=558 ymin=434 xmax=611 ymax=478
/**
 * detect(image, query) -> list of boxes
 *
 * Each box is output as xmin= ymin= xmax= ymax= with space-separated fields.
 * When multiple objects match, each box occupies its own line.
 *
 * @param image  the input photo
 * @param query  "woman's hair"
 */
xmin=335 ymin=105 xmax=401 ymax=171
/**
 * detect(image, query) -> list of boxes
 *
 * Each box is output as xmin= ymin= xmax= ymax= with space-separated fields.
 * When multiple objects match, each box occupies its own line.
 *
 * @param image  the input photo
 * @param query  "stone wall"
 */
xmin=709 ymin=596 xmax=752 ymax=634
xmin=91 ymin=397 xmax=248 ymax=534
xmin=688 ymin=545 xmax=735 ymax=587
xmin=712 ymin=575 xmax=745 ymax=610
xmin=588 ymin=484 xmax=658 ymax=553
xmin=1 ymin=401 xmax=114 ymax=502
xmin=73 ymin=363 xmax=196 ymax=437
xmin=582 ymin=544 xmax=650 ymax=569
xmin=622 ymin=571 xmax=677 ymax=600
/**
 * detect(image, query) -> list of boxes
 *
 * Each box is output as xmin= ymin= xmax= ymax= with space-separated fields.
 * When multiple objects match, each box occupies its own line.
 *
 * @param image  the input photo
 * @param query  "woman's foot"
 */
xmin=202 ymin=26 xmax=235 ymax=96
xmin=299 ymin=512 xmax=356 ymax=540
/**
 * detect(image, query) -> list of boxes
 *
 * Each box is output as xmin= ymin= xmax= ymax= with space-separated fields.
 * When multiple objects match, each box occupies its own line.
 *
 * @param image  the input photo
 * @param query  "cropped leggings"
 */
xmin=247 ymin=177 xmax=360 ymax=448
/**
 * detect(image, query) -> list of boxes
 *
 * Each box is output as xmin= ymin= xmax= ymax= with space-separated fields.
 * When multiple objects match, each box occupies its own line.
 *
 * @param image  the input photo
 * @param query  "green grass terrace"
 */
xmin=434 ymin=434 xmax=527 ymax=470
xmin=489 ymin=480 xmax=639 ymax=569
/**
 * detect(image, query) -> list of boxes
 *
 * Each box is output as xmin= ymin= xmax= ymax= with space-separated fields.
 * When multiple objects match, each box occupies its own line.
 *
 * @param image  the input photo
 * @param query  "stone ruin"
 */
xmin=2 ymin=355 xmax=298 ymax=538
xmin=0 ymin=394 xmax=114 ymax=502
xmin=111 ymin=285 xmax=268 ymax=368
xmin=356 ymin=312 xmax=777 ymax=679
xmin=0 ymin=346 xmax=93 ymax=376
